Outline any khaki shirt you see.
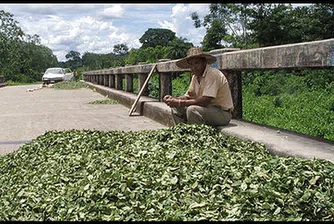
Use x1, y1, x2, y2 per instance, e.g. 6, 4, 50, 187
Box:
185, 64, 234, 111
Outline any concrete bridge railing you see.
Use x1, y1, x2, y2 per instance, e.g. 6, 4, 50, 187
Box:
83, 38, 334, 119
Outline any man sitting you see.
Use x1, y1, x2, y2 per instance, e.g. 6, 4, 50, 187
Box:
163, 47, 234, 127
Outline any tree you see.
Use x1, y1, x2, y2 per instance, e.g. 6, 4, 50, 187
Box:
82, 52, 103, 70
308, 4, 334, 40
20, 42, 58, 81
166, 37, 193, 59
139, 28, 177, 49
0, 10, 59, 82
65, 50, 82, 70
191, 4, 252, 50
0, 10, 25, 80
0, 10, 25, 41
247, 4, 299, 47
192, 3, 334, 50
113, 43, 129, 55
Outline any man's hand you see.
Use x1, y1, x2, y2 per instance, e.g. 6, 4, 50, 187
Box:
163, 95, 173, 103
166, 97, 180, 107
163, 95, 179, 107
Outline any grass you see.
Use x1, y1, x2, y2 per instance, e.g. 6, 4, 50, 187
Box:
243, 87, 334, 141
242, 70, 334, 141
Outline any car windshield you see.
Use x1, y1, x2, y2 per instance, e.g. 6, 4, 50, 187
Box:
64, 68, 72, 73
45, 68, 63, 74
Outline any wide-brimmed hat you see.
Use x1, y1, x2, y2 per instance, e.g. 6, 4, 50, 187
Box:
176, 47, 217, 69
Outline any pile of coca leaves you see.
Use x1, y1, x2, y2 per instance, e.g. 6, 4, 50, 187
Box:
1, 124, 333, 221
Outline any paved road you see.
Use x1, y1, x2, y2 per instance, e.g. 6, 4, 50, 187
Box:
0, 84, 166, 155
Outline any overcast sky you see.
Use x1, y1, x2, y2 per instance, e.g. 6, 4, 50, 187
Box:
0, 3, 210, 62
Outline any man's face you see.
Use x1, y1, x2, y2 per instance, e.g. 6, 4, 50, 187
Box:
187, 57, 207, 77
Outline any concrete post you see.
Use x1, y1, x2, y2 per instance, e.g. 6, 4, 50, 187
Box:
97, 74, 100, 85
138, 73, 149, 96
159, 72, 172, 101
125, 74, 133, 92
115, 74, 123, 90
104, 74, 109, 86
222, 70, 242, 119
210, 48, 242, 119
109, 74, 115, 88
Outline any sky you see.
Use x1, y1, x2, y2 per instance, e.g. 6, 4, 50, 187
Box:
0, 3, 210, 62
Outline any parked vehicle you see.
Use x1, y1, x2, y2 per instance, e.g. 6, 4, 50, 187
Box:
42, 67, 73, 85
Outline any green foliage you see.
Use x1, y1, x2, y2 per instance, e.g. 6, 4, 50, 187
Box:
243, 69, 333, 96
113, 44, 129, 55
65, 51, 82, 70
139, 28, 176, 49
192, 4, 254, 50
192, 3, 334, 49
125, 41, 192, 66
0, 10, 25, 40
133, 72, 190, 99
50, 81, 88, 90
148, 73, 160, 98
0, 10, 58, 83
201, 19, 227, 51
166, 37, 193, 59
307, 4, 334, 40
125, 28, 192, 65
1, 124, 334, 221
81, 52, 126, 71
125, 46, 170, 65
172, 72, 191, 97
88, 99, 119, 105
248, 4, 297, 47
242, 69, 334, 140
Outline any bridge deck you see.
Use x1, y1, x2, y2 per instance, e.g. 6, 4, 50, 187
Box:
0, 84, 165, 156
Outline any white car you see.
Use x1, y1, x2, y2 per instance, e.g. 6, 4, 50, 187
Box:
42, 67, 73, 85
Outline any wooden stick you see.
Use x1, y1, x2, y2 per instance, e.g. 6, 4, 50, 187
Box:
129, 64, 157, 116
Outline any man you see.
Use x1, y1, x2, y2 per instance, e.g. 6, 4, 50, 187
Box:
73, 70, 78, 81
163, 47, 234, 127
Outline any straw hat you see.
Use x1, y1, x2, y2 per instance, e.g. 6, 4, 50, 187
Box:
176, 47, 217, 69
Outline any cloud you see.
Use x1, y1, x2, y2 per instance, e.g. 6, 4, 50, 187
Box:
101, 4, 126, 19
17, 12, 139, 61
158, 3, 209, 46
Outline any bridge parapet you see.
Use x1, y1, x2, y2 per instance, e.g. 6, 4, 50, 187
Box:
83, 38, 334, 119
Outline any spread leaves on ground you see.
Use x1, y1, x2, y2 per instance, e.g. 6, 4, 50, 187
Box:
0, 124, 333, 221
88, 99, 119, 105
50, 81, 88, 89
